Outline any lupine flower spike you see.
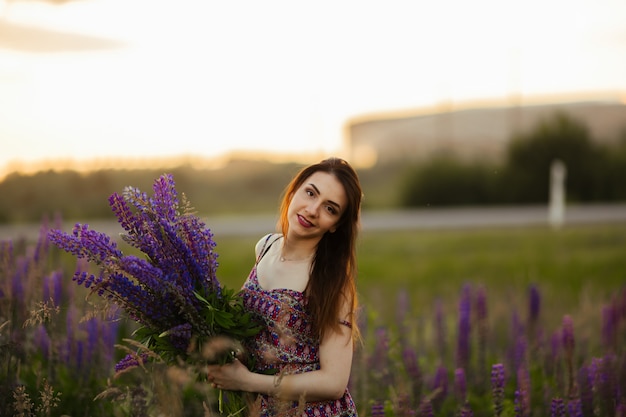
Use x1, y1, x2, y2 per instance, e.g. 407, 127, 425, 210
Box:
48, 174, 260, 416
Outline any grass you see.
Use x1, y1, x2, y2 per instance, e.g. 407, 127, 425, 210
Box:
215, 222, 626, 318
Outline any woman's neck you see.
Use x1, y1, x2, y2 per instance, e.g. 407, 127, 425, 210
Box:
280, 236, 317, 262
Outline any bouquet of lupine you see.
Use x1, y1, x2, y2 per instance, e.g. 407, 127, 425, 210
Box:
48, 174, 259, 416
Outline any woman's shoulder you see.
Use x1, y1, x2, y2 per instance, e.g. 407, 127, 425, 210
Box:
254, 233, 283, 258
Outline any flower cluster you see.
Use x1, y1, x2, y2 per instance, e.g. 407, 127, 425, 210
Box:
48, 174, 259, 414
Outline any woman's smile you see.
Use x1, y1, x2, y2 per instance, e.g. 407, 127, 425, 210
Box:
297, 214, 313, 228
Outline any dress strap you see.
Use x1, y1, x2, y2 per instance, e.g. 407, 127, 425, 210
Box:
256, 233, 283, 264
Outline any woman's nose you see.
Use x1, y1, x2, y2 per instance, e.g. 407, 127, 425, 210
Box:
306, 202, 320, 217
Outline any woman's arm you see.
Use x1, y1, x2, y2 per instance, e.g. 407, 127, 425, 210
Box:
206, 320, 354, 402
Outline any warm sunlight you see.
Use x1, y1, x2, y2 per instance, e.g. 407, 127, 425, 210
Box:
1, 0, 625, 176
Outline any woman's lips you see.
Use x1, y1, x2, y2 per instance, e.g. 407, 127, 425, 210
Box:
297, 214, 313, 228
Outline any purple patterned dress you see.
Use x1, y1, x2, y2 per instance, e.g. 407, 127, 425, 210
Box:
240, 244, 358, 417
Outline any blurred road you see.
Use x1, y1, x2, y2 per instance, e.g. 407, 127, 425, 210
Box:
1, 203, 625, 242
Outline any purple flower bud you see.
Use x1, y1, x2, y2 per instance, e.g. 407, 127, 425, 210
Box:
550, 397, 565, 417
475, 285, 487, 323
371, 401, 385, 417
491, 363, 506, 417
601, 304, 618, 351
528, 285, 541, 324
567, 398, 583, 417
432, 365, 448, 400
457, 285, 471, 370
34, 324, 51, 361
115, 352, 149, 373
516, 366, 531, 415
454, 368, 467, 402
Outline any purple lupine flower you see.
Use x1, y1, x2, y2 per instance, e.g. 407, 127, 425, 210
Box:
595, 354, 618, 417
513, 390, 526, 417
163, 323, 193, 351
528, 285, 541, 324
431, 365, 448, 405
454, 368, 467, 402
475, 285, 488, 388
576, 365, 593, 417
457, 284, 471, 371
33, 216, 51, 263
434, 298, 447, 360
417, 399, 434, 417
567, 398, 583, 417
34, 324, 51, 361
151, 173, 179, 223
551, 397, 565, 417
370, 326, 392, 388
43, 270, 63, 307
51, 223, 124, 264
562, 315, 575, 396
83, 317, 100, 364
616, 402, 626, 417
512, 335, 527, 375
115, 352, 150, 373
402, 345, 422, 402
179, 216, 220, 294
516, 365, 531, 417
491, 363, 506, 417
371, 401, 385, 417
601, 303, 618, 352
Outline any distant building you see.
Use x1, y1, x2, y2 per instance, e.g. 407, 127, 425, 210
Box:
345, 101, 626, 165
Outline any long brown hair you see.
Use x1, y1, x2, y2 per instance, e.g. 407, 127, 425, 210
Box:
278, 157, 362, 341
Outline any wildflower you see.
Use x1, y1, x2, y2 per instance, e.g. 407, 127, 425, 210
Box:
491, 363, 505, 417
115, 352, 150, 373
431, 365, 448, 408
454, 368, 467, 403
402, 346, 422, 403
550, 397, 565, 417
528, 285, 541, 325
561, 315, 575, 396
48, 174, 260, 415
516, 365, 531, 417
371, 400, 385, 417
567, 398, 583, 417
456, 284, 471, 371
601, 303, 618, 352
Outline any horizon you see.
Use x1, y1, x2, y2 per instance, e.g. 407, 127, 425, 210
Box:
2, 94, 625, 181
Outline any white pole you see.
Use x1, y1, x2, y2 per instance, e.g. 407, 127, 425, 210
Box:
549, 159, 567, 228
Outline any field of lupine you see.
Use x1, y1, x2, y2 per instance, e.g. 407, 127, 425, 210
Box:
1, 217, 625, 417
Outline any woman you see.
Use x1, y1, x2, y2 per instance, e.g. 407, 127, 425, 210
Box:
206, 157, 362, 416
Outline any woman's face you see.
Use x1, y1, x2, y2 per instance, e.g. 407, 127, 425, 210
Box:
286, 171, 347, 241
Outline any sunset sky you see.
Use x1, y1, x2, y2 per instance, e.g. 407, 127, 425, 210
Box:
1, 0, 625, 176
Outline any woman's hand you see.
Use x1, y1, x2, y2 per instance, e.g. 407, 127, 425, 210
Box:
206, 358, 251, 391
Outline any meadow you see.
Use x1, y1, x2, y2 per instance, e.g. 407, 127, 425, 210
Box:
1, 219, 625, 416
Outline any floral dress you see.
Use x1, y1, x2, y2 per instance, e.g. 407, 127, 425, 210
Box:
240, 237, 358, 417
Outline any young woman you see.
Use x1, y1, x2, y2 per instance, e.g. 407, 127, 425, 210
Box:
206, 157, 362, 416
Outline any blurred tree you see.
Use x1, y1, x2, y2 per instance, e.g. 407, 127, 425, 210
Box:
502, 111, 606, 203
399, 156, 500, 207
